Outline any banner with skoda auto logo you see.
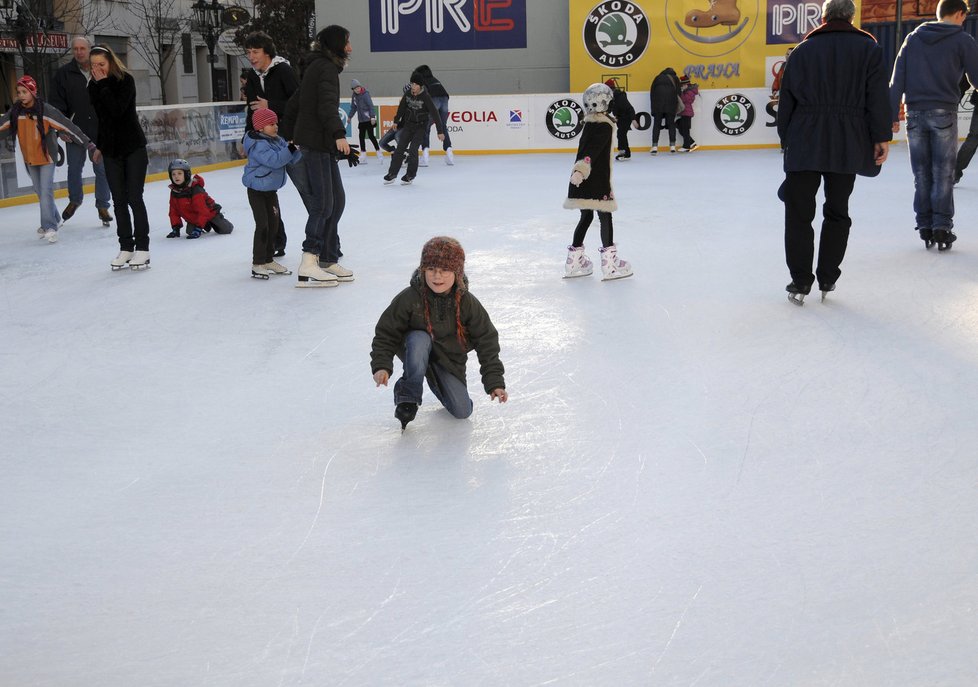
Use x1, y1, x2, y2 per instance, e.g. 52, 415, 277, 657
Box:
568, 0, 870, 95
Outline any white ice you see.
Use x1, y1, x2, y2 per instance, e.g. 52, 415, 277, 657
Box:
3, 148, 978, 686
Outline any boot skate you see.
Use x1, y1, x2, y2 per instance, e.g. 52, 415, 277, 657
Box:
264, 260, 292, 276
419, 148, 429, 167
319, 261, 354, 282
297, 252, 339, 287
43, 229, 58, 243
615, 150, 631, 160
933, 228, 956, 252
98, 207, 113, 226
445, 148, 455, 165
599, 244, 633, 281
564, 245, 594, 278
252, 264, 270, 280
130, 250, 151, 270
786, 281, 811, 306
685, 0, 741, 29
111, 251, 134, 270
61, 201, 80, 222
395, 402, 418, 431
818, 283, 836, 303
917, 227, 934, 249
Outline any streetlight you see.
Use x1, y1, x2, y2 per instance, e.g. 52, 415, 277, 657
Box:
191, 0, 223, 101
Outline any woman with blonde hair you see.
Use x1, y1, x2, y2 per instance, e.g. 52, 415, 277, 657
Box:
87, 44, 151, 270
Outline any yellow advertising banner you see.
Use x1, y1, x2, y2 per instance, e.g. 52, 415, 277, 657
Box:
569, 0, 863, 93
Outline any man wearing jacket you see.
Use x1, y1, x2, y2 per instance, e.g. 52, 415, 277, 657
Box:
890, 0, 978, 250
777, 0, 891, 304
50, 36, 112, 225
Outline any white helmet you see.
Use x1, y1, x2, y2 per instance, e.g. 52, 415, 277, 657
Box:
582, 83, 613, 114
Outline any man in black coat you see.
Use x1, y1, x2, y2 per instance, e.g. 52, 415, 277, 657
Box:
606, 78, 635, 160
243, 31, 300, 256
49, 36, 112, 225
777, 0, 891, 304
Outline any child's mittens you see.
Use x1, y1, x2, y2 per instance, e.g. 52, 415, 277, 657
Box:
570, 170, 584, 187
166, 226, 180, 238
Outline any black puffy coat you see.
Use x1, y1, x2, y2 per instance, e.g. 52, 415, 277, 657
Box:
649, 69, 680, 115
777, 20, 892, 176
292, 50, 346, 153
244, 58, 300, 132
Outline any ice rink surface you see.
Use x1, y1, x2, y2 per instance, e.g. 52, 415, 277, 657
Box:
3, 148, 978, 686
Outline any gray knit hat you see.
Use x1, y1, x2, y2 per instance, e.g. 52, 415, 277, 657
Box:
351, 79, 361, 90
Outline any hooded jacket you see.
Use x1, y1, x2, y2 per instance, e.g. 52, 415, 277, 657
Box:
371, 271, 505, 394
242, 131, 302, 192
244, 56, 299, 132
169, 174, 221, 228
890, 20, 978, 113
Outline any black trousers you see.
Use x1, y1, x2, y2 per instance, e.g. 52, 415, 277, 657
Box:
104, 147, 150, 252
248, 188, 280, 265
616, 115, 632, 153
783, 171, 856, 288
387, 123, 426, 178
358, 121, 379, 151
651, 111, 677, 147
676, 116, 695, 149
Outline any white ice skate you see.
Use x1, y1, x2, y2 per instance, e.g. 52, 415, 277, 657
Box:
111, 251, 133, 270
43, 229, 58, 243
599, 244, 633, 281
319, 261, 354, 282
420, 148, 429, 167
564, 245, 593, 278
264, 260, 292, 276
130, 250, 151, 270
445, 148, 455, 165
296, 252, 338, 288
252, 264, 270, 280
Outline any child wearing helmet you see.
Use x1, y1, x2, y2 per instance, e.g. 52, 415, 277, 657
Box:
562, 83, 633, 281
166, 159, 234, 238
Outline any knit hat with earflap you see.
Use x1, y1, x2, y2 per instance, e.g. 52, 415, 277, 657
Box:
252, 107, 278, 130
17, 75, 38, 96
419, 236, 468, 346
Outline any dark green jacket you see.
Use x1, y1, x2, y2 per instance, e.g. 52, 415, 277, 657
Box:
371, 271, 505, 394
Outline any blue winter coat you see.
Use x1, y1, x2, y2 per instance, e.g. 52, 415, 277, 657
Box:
242, 131, 301, 192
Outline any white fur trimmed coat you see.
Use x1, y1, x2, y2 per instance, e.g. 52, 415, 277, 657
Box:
563, 112, 617, 212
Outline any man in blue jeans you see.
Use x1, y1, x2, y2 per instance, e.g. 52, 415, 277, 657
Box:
890, 0, 978, 250
50, 36, 112, 226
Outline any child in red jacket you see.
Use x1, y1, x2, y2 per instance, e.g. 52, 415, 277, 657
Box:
166, 159, 233, 238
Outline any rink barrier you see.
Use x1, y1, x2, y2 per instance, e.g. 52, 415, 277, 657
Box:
1, 90, 959, 206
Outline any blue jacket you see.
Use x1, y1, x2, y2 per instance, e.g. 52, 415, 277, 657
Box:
242, 131, 301, 192
890, 20, 978, 113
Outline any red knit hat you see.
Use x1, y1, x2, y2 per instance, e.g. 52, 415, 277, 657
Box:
17, 75, 38, 96
252, 107, 278, 130
604, 78, 618, 89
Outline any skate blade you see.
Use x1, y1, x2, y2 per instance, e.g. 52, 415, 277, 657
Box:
295, 280, 338, 288
268, 271, 293, 276
130, 262, 150, 271
110, 265, 130, 271
251, 273, 270, 280
601, 272, 634, 281
787, 293, 805, 306
563, 270, 593, 279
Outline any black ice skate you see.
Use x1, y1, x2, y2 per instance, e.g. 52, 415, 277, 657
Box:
918, 227, 934, 249
933, 228, 956, 252
98, 207, 113, 227
61, 202, 80, 222
786, 281, 812, 306
615, 151, 631, 161
400, 175, 414, 185
395, 402, 418, 431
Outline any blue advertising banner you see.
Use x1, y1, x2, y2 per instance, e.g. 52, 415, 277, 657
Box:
766, 0, 821, 45
369, 0, 527, 52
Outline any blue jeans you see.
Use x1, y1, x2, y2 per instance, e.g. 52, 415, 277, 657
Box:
907, 109, 957, 230
27, 163, 58, 231
300, 149, 345, 262
422, 95, 452, 150
65, 141, 110, 209
394, 330, 473, 419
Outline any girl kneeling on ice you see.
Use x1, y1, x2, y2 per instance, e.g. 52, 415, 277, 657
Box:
563, 82, 632, 280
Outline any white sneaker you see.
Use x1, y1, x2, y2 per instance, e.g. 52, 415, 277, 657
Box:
130, 250, 151, 270
43, 229, 58, 243
111, 251, 133, 269
445, 147, 455, 165
420, 148, 429, 167
321, 262, 354, 282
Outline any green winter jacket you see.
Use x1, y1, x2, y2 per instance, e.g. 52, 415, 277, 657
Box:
371, 271, 505, 394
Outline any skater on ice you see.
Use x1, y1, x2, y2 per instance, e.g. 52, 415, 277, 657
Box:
242, 108, 302, 280
889, 0, 978, 251
383, 71, 445, 185
49, 36, 113, 227
563, 82, 633, 281
370, 236, 507, 431
87, 44, 151, 271
349, 79, 382, 163
605, 78, 636, 160
676, 75, 700, 152
166, 159, 234, 239
0, 75, 102, 244
414, 64, 454, 166
777, 0, 891, 305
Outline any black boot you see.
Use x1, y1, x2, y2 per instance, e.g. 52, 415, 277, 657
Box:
394, 402, 418, 430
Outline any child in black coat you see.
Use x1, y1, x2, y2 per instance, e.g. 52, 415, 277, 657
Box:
563, 83, 633, 281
